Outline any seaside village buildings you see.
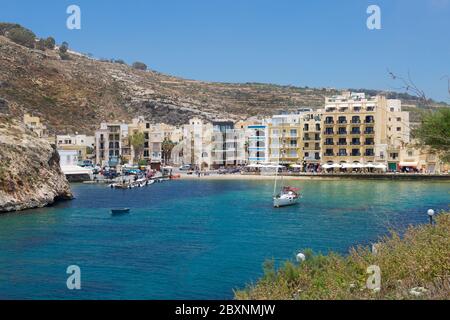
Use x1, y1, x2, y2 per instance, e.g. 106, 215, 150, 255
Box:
21, 91, 448, 174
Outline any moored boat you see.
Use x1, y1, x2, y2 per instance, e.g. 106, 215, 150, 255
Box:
273, 186, 300, 208
111, 208, 130, 215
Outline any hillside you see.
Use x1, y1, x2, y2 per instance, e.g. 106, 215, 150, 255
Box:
0, 115, 73, 212
0, 26, 445, 134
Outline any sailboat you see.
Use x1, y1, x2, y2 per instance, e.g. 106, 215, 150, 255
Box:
273, 135, 300, 208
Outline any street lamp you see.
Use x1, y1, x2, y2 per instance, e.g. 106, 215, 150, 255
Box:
427, 209, 435, 225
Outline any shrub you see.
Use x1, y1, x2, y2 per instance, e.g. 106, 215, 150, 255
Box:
59, 41, 69, 53
36, 39, 46, 51
44, 37, 55, 49
6, 26, 36, 48
0, 22, 21, 36
132, 61, 147, 71
59, 42, 70, 60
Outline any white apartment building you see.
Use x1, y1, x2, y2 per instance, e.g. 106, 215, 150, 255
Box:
95, 122, 129, 167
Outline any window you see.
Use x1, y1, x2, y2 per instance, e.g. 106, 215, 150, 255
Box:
338, 116, 347, 124
397, 117, 401, 121
397, 127, 401, 131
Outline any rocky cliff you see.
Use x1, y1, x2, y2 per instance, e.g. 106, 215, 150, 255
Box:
0, 115, 73, 212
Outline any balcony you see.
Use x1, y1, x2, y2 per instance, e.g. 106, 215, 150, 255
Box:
337, 131, 347, 135
324, 119, 334, 125
324, 131, 334, 135
351, 152, 361, 157
350, 141, 361, 146
350, 130, 361, 135
364, 130, 375, 135
324, 152, 334, 157
365, 119, 375, 124
324, 141, 334, 146
337, 120, 347, 124
337, 142, 347, 146
351, 120, 361, 124
337, 153, 348, 157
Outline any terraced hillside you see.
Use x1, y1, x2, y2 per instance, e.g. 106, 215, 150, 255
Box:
0, 27, 444, 134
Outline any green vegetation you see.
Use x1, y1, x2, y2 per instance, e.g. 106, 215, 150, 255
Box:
235, 213, 450, 300
5, 26, 36, 49
58, 41, 70, 60
129, 132, 145, 162
162, 137, 175, 164
113, 59, 126, 65
413, 108, 450, 163
132, 61, 147, 71
0, 22, 21, 35
43, 36, 55, 50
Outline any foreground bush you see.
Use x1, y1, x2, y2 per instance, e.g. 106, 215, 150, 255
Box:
235, 213, 450, 300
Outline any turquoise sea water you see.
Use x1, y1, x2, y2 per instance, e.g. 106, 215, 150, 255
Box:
0, 179, 448, 299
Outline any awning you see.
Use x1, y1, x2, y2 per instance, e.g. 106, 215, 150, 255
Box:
322, 163, 342, 169
399, 161, 418, 167
246, 164, 263, 168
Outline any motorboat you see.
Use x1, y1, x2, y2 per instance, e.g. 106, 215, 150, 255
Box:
111, 208, 130, 215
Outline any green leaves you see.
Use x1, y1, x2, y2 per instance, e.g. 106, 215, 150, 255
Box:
413, 108, 450, 163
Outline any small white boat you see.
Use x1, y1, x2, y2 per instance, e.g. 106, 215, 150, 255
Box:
271, 133, 301, 208
273, 187, 300, 208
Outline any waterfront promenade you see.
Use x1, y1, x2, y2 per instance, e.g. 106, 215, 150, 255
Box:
180, 172, 450, 181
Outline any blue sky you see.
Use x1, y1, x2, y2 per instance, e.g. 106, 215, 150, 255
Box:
1, 0, 449, 102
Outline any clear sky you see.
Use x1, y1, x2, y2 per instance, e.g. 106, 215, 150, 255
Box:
1, 0, 449, 102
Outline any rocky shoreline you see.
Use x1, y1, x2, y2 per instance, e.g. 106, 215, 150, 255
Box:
0, 116, 73, 213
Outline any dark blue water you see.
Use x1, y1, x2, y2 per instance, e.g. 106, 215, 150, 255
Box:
0, 179, 448, 299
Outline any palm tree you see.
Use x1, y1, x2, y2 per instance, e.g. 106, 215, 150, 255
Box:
129, 132, 145, 164
162, 137, 176, 165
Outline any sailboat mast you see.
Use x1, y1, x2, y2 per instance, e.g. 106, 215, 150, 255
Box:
273, 131, 281, 196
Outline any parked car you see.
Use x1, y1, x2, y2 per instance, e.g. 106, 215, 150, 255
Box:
179, 165, 192, 171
